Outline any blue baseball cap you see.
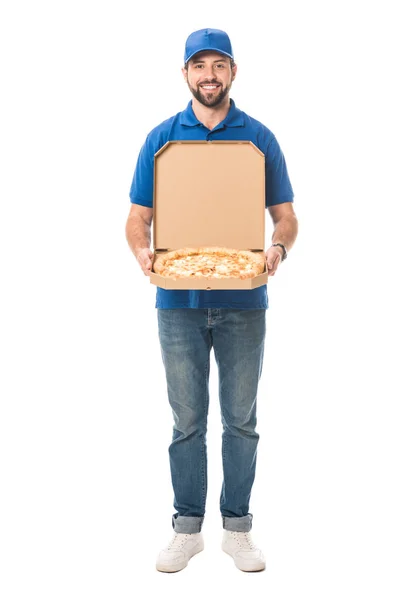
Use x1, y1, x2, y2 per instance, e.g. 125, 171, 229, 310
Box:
184, 28, 234, 64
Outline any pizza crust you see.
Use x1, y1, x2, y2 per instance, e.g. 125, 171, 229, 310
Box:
153, 247, 265, 280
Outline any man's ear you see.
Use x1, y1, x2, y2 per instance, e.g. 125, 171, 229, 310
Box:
232, 63, 237, 81
181, 66, 188, 81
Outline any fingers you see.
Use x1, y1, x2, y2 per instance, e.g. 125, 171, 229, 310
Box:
137, 248, 153, 276
267, 256, 278, 276
142, 256, 153, 276
266, 251, 281, 276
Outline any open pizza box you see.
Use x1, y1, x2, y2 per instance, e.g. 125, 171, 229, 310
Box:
150, 140, 268, 290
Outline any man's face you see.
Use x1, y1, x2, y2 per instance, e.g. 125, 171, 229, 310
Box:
183, 52, 236, 108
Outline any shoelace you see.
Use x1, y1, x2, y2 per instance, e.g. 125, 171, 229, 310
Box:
166, 533, 190, 550
231, 531, 256, 550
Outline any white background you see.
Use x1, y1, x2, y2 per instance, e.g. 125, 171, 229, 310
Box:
1, 0, 399, 598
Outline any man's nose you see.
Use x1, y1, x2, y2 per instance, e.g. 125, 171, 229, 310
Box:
202, 65, 216, 79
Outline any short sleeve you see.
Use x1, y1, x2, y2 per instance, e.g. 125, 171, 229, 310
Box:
129, 135, 155, 207
265, 135, 294, 207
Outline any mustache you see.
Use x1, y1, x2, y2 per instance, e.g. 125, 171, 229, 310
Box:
198, 80, 221, 86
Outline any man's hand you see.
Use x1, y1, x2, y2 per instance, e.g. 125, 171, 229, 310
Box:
136, 248, 154, 276
265, 246, 283, 277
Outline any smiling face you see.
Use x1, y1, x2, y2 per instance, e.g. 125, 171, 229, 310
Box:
182, 51, 237, 108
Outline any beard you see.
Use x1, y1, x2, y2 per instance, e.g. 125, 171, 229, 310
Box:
188, 79, 232, 108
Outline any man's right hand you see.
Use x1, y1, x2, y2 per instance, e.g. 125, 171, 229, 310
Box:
136, 248, 154, 276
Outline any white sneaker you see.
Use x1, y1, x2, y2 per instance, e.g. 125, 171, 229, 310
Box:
222, 530, 266, 572
156, 532, 204, 573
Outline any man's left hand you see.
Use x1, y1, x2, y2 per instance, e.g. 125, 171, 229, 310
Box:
265, 246, 283, 276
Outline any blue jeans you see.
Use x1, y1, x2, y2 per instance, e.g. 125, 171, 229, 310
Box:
157, 308, 266, 534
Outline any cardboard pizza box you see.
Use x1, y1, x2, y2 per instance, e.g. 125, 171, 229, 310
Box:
150, 140, 268, 290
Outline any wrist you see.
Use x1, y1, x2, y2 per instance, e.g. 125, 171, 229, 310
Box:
271, 243, 287, 261
134, 246, 149, 260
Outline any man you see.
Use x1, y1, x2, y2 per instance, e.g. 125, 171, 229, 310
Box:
126, 28, 298, 573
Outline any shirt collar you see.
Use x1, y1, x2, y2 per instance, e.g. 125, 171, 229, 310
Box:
179, 98, 245, 129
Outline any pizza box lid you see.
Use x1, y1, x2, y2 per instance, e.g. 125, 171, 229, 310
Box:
152, 141, 265, 251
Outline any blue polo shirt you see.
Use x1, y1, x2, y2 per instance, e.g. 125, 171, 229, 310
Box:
129, 99, 294, 309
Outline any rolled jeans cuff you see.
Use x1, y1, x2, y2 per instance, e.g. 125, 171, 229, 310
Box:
172, 513, 204, 533
222, 513, 253, 532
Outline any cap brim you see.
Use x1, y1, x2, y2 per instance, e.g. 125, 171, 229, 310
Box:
185, 47, 233, 63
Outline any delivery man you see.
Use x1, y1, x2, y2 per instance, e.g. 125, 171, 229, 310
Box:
125, 28, 298, 572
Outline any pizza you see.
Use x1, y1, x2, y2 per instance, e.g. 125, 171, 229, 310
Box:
153, 247, 265, 279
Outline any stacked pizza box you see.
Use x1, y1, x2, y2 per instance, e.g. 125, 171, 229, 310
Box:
150, 141, 268, 290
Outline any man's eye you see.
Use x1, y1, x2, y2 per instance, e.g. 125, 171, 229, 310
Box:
216, 64, 225, 68
194, 64, 204, 69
